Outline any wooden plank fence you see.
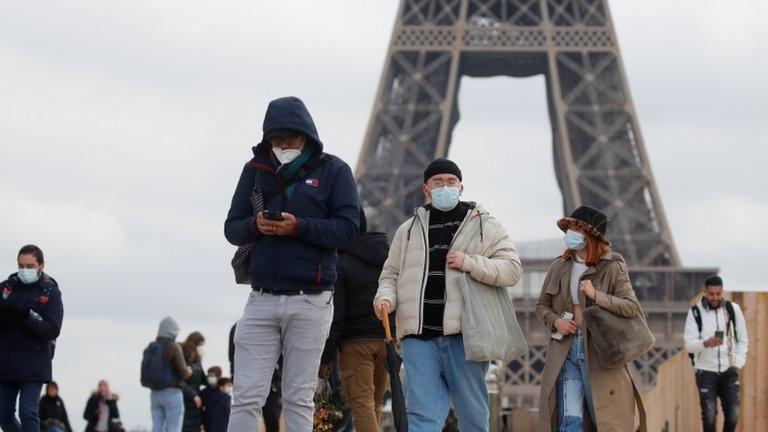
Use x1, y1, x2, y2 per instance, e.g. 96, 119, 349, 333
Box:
641, 291, 768, 431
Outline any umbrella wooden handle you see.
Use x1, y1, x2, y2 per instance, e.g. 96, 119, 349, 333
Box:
380, 305, 393, 342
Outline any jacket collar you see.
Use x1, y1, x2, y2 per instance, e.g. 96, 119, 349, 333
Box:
558, 251, 615, 306
700, 297, 724, 311
414, 202, 482, 231
414, 201, 479, 217
408, 202, 484, 244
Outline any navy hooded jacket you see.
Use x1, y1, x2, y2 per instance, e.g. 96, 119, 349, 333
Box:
225, 96, 359, 292
0, 273, 64, 382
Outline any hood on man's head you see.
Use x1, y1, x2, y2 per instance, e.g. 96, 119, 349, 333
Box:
263, 128, 302, 142
158, 316, 180, 340
259, 96, 323, 152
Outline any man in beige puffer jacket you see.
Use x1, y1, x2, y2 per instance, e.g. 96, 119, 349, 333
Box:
373, 158, 522, 432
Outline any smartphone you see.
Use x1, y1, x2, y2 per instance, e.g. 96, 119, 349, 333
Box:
262, 210, 284, 221
715, 330, 724, 339
551, 311, 575, 341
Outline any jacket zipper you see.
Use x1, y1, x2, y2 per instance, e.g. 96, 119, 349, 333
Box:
443, 209, 477, 332
415, 211, 429, 334
715, 308, 722, 373
448, 208, 477, 250
252, 160, 283, 287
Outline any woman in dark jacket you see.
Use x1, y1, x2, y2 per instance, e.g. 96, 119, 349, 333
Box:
180, 332, 206, 432
83, 380, 123, 432
39, 381, 73, 432
0, 245, 64, 432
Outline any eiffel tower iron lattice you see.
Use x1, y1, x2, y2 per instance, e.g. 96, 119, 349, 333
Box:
355, 0, 718, 407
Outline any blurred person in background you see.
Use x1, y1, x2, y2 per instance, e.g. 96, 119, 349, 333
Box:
38, 382, 72, 432
180, 332, 206, 432
83, 380, 123, 432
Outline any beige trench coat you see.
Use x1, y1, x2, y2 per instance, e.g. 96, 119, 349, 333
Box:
535, 251, 647, 432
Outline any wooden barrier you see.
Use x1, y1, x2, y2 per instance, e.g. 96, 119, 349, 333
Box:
641, 292, 768, 431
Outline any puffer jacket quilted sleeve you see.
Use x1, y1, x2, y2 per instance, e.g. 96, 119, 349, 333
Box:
458, 214, 522, 288
374, 217, 411, 311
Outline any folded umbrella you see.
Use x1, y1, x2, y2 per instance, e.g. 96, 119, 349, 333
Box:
381, 306, 408, 432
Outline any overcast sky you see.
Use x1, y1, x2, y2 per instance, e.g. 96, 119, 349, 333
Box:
1, 1, 766, 429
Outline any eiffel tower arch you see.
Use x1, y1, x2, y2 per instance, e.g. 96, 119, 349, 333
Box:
355, 0, 716, 408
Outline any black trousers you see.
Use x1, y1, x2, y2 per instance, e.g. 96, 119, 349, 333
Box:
695, 367, 741, 432
263, 385, 282, 432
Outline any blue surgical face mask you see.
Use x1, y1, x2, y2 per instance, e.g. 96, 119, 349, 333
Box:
430, 186, 460, 212
564, 229, 586, 251
18, 268, 40, 285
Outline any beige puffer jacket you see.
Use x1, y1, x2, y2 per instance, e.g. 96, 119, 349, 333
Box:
374, 203, 523, 340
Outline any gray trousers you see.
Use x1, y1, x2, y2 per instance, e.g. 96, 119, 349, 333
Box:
227, 290, 333, 432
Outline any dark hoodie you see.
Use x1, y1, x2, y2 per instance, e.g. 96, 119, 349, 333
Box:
321, 223, 391, 363
225, 96, 360, 292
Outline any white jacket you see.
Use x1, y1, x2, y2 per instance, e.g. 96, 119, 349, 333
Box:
684, 298, 748, 373
374, 203, 523, 340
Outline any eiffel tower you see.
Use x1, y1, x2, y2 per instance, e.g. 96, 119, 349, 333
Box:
355, 0, 716, 409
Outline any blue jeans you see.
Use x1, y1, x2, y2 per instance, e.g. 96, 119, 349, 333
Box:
401, 335, 490, 432
0, 380, 44, 432
151, 388, 184, 432
556, 331, 595, 432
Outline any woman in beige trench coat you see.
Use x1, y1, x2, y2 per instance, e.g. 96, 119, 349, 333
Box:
535, 206, 647, 431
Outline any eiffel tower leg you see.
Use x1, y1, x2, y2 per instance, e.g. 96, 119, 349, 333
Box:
355, 0, 712, 410
357, 2, 467, 233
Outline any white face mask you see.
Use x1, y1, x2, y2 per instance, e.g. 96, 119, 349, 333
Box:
223, 386, 233, 396
197, 346, 205, 357
207, 376, 217, 387
272, 146, 303, 165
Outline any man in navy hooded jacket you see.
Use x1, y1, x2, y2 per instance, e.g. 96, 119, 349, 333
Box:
0, 245, 64, 432
225, 96, 359, 431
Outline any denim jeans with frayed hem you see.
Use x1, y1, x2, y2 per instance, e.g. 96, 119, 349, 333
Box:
401, 335, 490, 432
556, 331, 595, 432
0, 380, 44, 432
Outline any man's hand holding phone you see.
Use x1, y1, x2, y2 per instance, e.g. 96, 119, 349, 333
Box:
257, 211, 299, 236
704, 330, 725, 347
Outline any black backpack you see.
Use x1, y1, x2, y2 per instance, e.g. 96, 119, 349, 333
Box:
141, 340, 174, 390
688, 300, 739, 366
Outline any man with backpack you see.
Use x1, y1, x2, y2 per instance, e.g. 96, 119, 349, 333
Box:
224, 96, 359, 431
684, 275, 748, 432
141, 316, 192, 432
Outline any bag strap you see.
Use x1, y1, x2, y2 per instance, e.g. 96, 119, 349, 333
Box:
725, 300, 738, 342
249, 153, 333, 214
689, 305, 702, 367
691, 305, 703, 336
